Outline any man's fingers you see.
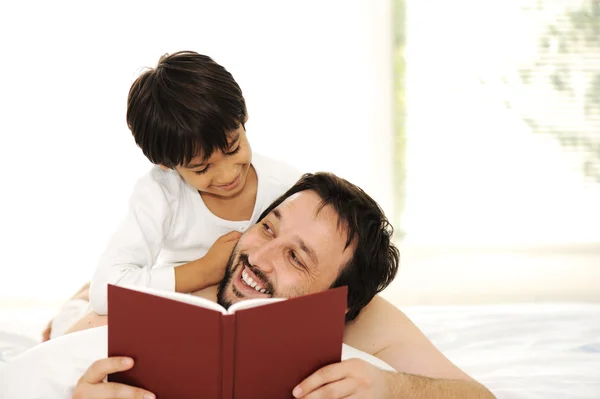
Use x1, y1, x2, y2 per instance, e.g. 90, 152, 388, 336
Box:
293, 363, 348, 398
73, 381, 154, 399
79, 357, 135, 384
301, 378, 357, 399
99, 382, 154, 399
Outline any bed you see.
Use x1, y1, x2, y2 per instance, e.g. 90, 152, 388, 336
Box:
1, 302, 599, 398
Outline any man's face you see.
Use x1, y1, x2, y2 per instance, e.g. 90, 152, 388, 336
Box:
217, 191, 354, 307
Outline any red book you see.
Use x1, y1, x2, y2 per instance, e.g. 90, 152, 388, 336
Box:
107, 284, 347, 399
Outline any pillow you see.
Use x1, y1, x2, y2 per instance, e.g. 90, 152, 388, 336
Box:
0, 326, 395, 399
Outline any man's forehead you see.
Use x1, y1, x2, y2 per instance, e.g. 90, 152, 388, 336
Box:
275, 191, 318, 215
273, 191, 348, 240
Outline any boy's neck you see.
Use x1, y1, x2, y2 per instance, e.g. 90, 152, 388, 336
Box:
200, 165, 258, 221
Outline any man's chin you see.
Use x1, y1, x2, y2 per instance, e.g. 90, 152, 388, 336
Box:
217, 277, 248, 309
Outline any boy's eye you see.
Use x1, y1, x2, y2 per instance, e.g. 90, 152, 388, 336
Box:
226, 144, 241, 155
195, 166, 209, 175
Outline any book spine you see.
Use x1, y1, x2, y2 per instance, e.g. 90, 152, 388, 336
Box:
220, 314, 236, 399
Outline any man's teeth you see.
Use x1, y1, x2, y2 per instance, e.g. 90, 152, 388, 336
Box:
242, 269, 270, 294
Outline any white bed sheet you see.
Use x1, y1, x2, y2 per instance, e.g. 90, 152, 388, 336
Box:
403, 302, 600, 399
0, 306, 55, 367
1, 302, 599, 398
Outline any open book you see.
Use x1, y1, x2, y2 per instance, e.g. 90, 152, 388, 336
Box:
107, 284, 347, 399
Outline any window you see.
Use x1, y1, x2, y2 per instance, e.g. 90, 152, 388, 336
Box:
395, 0, 600, 246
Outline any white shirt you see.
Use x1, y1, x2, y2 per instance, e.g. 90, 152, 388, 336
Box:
89, 154, 302, 315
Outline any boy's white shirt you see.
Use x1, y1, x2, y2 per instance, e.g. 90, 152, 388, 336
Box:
89, 153, 303, 315
0, 326, 395, 399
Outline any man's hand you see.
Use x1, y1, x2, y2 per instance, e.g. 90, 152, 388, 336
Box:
72, 357, 155, 399
293, 358, 391, 399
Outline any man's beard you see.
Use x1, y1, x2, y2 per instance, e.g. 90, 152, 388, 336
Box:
216, 248, 238, 309
216, 249, 275, 309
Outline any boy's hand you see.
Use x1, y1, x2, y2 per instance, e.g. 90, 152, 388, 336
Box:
202, 230, 242, 285
175, 230, 242, 293
42, 319, 52, 342
41, 282, 90, 342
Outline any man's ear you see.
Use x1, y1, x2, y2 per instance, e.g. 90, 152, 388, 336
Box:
244, 113, 249, 124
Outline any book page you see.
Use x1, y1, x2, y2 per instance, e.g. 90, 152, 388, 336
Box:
119, 284, 227, 314
227, 297, 286, 314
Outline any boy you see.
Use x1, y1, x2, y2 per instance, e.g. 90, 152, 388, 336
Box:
46, 51, 301, 336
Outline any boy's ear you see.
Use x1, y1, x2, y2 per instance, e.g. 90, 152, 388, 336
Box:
159, 164, 170, 171
244, 113, 249, 124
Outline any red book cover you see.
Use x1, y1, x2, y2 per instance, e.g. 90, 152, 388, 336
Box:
107, 284, 347, 399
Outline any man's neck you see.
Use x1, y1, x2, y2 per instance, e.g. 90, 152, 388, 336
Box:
191, 284, 219, 303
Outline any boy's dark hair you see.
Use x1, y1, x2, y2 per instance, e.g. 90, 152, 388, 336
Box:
258, 173, 400, 322
126, 51, 247, 168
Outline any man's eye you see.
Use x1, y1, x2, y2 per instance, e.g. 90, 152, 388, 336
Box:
261, 223, 272, 234
289, 251, 302, 266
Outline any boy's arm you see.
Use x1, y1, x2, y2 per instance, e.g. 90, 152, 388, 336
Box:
173, 230, 241, 292
88, 176, 175, 315
88, 175, 239, 315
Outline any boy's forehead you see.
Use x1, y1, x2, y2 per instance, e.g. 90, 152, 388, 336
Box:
184, 131, 241, 167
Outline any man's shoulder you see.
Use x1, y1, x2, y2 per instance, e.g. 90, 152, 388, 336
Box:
343, 295, 412, 355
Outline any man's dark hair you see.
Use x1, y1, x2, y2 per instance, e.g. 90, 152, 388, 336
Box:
258, 172, 400, 322
126, 51, 247, 168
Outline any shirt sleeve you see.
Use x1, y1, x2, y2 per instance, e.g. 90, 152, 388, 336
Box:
89, 174, 176, 315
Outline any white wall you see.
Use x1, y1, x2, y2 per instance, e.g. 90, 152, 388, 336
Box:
0, 0, 394, 303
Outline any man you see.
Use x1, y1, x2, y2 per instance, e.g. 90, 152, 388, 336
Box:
1, 173, 495, 399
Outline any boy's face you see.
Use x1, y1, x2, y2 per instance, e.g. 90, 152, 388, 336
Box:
216, 190, 354, 308
173, 125, 253, 197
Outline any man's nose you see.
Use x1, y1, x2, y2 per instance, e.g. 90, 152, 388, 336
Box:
247, 240, 279, 274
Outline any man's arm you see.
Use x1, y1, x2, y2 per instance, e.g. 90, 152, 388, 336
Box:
385, 370, 494, 398
323, 295, 496, 398
294, 358, 494, 398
